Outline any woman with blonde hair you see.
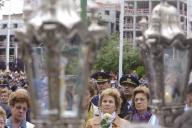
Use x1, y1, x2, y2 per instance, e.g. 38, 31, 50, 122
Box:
6, 89, 35, 128
0, 106, 7, 128
125, 86, 157, 124
85, 88, 130, 128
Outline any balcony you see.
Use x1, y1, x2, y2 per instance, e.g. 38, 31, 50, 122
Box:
124, 8, 149, 16
136, 9, 149, 15
124, 23, 133, 29
0, 55, 15, 62
124, 9, 134, 15
179, 10, 187, 16
0, 41, 16, 48
0, 41, 5, 48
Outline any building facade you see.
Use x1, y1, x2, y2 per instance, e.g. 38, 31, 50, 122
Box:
96, 0, 188, 45
95, 2, 120, 35
0, 13, 24, 70
124, 0, 187, 45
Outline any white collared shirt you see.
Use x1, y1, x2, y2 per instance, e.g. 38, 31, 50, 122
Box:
127, 100, 132, 110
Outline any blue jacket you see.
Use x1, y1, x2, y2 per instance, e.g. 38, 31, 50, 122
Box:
91, 95, 99, 107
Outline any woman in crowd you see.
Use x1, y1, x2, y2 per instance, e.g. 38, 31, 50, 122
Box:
125, 86, 157, 124
6, 89, 35, 128
85, 88, 130, 128
0, 88, 11, 118
0, 106, 7, 128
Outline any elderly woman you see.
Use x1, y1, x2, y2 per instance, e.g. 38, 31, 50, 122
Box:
125, 86, 156, 123
0, 106, 7, 128
85, 88, 130, 128
6, 89, 35, 128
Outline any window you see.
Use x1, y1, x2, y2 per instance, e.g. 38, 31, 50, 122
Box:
2, 24, 7, 29
105, 10, 110, 15
13, 23, 18, 28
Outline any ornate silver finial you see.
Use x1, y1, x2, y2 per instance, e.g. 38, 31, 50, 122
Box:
28, 0, 81, 33
137, 1, 192, 127
16, 0, 106, 127
144, 1, 185, 43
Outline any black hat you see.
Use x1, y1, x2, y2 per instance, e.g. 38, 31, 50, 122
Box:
91, 72, 110, 83
120, 74, 139, 87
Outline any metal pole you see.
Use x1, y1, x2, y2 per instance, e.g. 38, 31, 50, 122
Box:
133, 1, 136, 47
6, 0, 11, 71
187, 0, 192, 37
15, 41, 18, 65
118, 0, 124, 85
80, 0, 87, 24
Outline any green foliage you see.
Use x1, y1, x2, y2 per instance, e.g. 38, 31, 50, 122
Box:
93, 34, 144, 75
93, 34, 119, 72
100, 118, 110, 128
136, 66, 145, 78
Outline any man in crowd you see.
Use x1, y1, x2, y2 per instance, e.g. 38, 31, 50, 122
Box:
86, 71, 111, 119
119, 74, 139, 118
90, 71, 111, 107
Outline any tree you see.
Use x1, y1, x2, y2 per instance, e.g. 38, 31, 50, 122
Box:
93, 34, 145, 77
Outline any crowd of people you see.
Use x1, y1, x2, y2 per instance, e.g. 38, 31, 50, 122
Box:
0, 69, 192, 128
83, 71, 192, 128
0, 70, 34, 128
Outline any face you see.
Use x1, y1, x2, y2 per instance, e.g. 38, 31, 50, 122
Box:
0, 117, 5, 128
101, 95, 116, 114
121, 83, 135, 98
0, 92, 9, 104
134, 92, 149, 113
11, 102, 28, 122
97, 82, 111, 93
186, 93, 192, 107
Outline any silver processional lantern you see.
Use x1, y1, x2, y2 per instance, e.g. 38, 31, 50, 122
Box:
16, 0, 105, 127
137, 0, 192, 127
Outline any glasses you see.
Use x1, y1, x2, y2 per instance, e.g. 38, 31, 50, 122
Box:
134, 98, 147, 102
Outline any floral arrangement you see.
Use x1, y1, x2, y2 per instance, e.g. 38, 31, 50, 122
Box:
100, 113, 112, 128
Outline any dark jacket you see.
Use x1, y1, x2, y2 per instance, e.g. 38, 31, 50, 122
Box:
119, 101, 135, 118
91, 95, 99, 107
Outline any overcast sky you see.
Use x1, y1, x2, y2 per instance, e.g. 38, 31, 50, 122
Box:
1, 0, 24, 14
0, 0, 119, 15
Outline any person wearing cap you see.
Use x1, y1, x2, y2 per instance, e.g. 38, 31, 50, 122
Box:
119, 74, 139, 118
90, 72, 111, 107
87, 72, 111, 119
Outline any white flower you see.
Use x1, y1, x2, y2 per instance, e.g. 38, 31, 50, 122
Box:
103, 113, 112, 120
